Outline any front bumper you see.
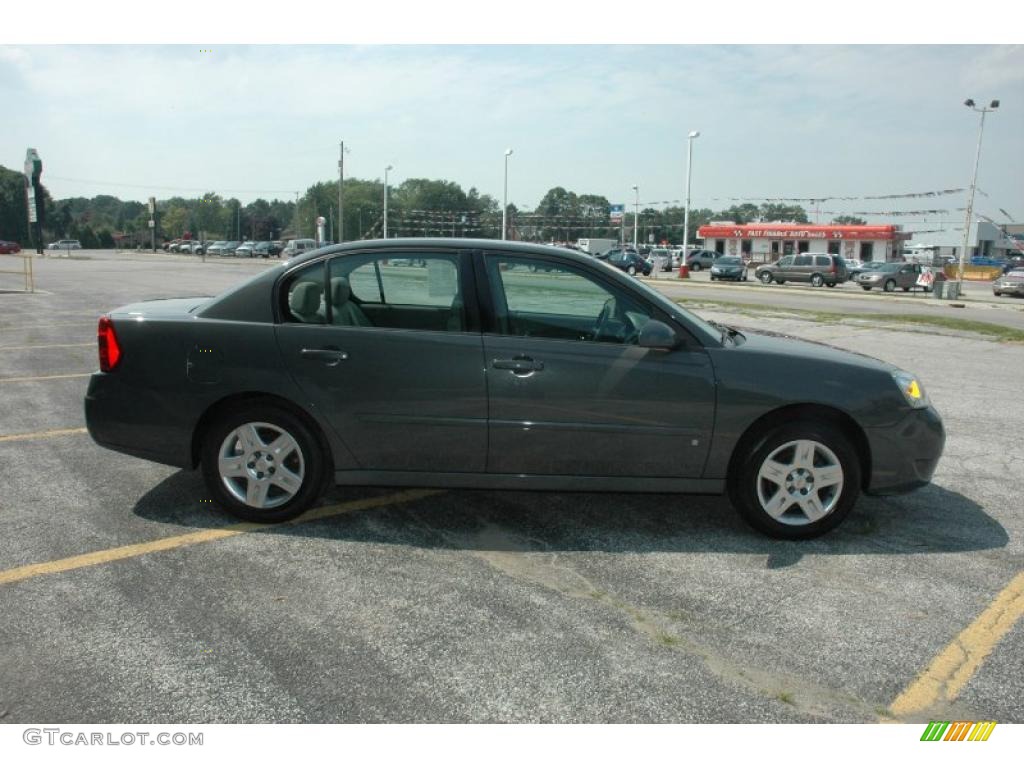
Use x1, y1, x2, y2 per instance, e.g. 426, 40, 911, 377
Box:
863, 405, 945, 495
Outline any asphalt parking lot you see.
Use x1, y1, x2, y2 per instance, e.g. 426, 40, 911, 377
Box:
0, 250, 1022, 723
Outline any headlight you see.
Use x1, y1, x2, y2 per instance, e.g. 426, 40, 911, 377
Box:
892, 370, 929, 409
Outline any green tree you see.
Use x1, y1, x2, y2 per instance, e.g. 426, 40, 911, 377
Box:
759, 203, 809, 223
831, 215, 867, 225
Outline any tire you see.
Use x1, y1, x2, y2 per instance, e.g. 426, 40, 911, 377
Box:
742, 272, 748, 282
775, 278, 786, 285
862, 286, 872, 291
201, 402, 328, 524
690, 262, 702, 271
627, 265, 637, 276
884, 279, 896, 292
901, 287, 910, 292
811, 273, 824, 287
994, 292, 1001, 297
759, 272, 773, 285
826, 282, 836, 288
728, 420, 861, 539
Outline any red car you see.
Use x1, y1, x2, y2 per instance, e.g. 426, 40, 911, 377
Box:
0, 240, 22, 254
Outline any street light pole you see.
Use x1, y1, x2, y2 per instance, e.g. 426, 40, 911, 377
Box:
503, 148, 514, 240
957, 99, 999, 291
338, 141, 346, 243
683, 130, 700, 255
632, 184, 639, 250
384, 165, 393, 239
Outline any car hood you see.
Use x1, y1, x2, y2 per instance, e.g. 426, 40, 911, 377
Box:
731, 327, 895, 373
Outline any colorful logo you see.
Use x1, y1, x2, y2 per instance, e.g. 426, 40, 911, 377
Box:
920, 721, 997, 742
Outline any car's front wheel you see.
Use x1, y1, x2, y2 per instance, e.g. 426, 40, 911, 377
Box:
759, 272, 773, 284
627, 265, 637, 276
728, 421, 861, 539
201, 403, 327, 523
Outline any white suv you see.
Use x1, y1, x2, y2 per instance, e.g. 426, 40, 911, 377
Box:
47, 239, 82, 250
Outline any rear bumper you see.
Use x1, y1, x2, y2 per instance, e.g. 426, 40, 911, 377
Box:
84, 373, 193, 468
864, 405, 945, 495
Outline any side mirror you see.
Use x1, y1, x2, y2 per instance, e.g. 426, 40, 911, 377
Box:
638, 319, 680, 350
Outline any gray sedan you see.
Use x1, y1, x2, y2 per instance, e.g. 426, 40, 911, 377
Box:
993, 269, 1024, 297
85, 238, 944, 539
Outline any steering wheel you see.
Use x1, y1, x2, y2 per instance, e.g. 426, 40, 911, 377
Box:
592, 298, 615, 341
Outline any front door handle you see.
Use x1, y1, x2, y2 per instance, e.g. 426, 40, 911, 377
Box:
300, 347, 349, 366
493, 356, 544, 375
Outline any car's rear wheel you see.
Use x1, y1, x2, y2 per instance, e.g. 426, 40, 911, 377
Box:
690, 262, 702, 271
201, 404, 327, 523
728, 421, 861, 539
811, 273, 824, 287
884, 279, 896, 292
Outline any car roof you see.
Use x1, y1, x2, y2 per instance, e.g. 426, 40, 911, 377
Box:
286, 237, 609, 269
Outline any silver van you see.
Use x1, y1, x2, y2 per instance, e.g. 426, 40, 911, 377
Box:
282, 239, 317, 260
755, 252, 849, 287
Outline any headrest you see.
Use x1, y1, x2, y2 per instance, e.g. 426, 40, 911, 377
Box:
330, 276, 352, 306
289, 282, 321, 315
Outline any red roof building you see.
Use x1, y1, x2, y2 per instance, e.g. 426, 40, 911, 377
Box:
697, 223, 911, 263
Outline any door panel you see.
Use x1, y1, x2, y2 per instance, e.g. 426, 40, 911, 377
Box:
479, 251, 715, 478
484, 336, 715, 477
278, 325, 487, 471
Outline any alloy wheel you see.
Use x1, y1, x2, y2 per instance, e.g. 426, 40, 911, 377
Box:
755, 439, 844, 526
217, 421, 306, 509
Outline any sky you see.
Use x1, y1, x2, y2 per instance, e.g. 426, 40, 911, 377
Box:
1, 43, 1022, 243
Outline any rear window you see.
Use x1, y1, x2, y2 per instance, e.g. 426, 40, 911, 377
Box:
814, 255, 831, 267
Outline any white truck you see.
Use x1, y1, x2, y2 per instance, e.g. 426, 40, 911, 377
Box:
576, 238, 618, 256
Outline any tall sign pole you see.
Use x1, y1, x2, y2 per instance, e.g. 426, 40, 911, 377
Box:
23, 149, 44, 255
148, 197, 157, 253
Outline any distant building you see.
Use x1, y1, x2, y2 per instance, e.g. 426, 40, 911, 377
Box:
696, 222, 910, 264
916, 220, 1023, 261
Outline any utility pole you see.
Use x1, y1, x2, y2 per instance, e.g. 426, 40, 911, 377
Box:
957, 98, 1000, 291
338, 141, 346, 242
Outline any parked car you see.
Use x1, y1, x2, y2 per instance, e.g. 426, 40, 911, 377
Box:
85, 238, 944, 540
252, 241, 276, 258
1001, 257, 1024, 274
848, 260, 885, 279
204, 241, 227, 256
856, 262, 933, 293
0, 240, 21, 254
218, 241, 241, 256
755, 253, 849, 287
686, 250, 719, 271
47, 239, 82, 251
993, 269, 1024, 298
163, 239, 180, 252
235, 242, 256, 258
603, 248, 652, 276
709, 256, 749, 282
649, 248, 677, 272
188, 241, 206, 255
282, 239, 317, 260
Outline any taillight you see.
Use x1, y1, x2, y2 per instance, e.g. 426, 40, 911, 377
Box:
98, 315, 122, 372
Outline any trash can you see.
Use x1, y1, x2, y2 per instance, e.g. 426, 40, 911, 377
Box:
678, 264, 690, 279
935, 280, 960, 300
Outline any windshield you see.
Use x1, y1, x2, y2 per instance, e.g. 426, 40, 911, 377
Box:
718, 257, 741, 265
875, 263, 901, 272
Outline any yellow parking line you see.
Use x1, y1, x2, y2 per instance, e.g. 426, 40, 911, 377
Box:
0, 488, 443, 587
890, 570, 1024, 717
0, 373, 92, 383
0, 427, 88, 442
0, 343, 93, 351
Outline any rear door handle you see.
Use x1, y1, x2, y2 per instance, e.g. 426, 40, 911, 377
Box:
492, 357, 544, 375
300, 347, 349, 366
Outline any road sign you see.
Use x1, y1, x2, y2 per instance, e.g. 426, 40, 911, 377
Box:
609, 204, 624, 222
148, 219, 155, 228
